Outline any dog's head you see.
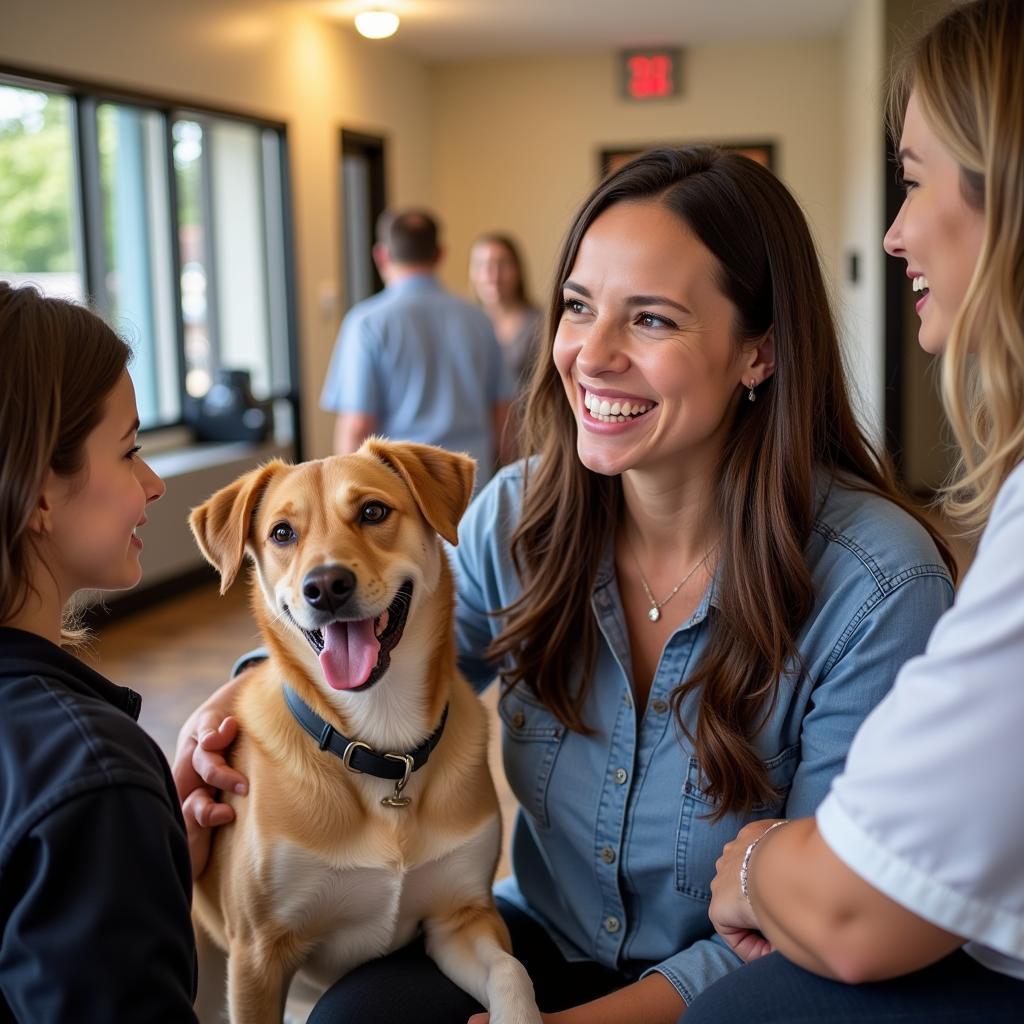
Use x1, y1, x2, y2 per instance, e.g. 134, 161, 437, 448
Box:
189, 439, 475, 695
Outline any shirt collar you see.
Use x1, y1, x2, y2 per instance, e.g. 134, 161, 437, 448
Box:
386, 272, 440, 296
0, 626, 143, 720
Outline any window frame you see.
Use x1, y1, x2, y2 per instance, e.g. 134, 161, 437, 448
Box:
0, 63, 302, 456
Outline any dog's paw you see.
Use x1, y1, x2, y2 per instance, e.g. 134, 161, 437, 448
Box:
486, 957, 543, 1024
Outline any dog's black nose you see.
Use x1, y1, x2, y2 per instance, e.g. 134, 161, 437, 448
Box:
302, 565, 357, 614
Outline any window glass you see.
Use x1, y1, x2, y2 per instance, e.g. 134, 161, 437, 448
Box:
0, 84, 84, 301
97, 102, 180, 427
173, 115, 290, 403
172, 118, 213, 401
0, 74, 295, 441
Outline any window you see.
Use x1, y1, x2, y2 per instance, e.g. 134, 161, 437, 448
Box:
0, 73, 298, 441
172, 116, 291, 405
0, 84, 84, 301
96, 101, 179, 426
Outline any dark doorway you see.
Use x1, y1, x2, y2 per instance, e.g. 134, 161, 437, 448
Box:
883, 128, 955, 496
340, 130, 387, 308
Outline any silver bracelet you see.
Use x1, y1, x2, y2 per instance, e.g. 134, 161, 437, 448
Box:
739, 820, 790, 905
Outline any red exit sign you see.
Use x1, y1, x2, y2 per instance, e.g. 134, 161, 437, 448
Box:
621, 49, 682, 100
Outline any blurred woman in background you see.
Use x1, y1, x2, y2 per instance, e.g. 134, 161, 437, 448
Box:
469, 232, 542, 392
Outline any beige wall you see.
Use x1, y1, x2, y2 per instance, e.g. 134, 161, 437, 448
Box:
837, 0, 886, 435
4, 4, 880, 453
2, 0, 436, 459
430, 42, 843, 322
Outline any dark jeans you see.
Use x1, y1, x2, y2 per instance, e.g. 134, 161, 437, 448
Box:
307, 898, 628, 1023
684, 949, 1024, 1023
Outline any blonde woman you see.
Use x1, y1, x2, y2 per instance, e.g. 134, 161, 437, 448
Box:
698, 2, 1024, 1020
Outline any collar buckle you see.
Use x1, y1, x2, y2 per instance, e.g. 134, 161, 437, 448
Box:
342, 739, 372, 772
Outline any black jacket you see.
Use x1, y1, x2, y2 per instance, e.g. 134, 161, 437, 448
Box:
0, 627, 197, 1022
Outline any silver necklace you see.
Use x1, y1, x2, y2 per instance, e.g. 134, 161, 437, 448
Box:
627, 539, 713, 623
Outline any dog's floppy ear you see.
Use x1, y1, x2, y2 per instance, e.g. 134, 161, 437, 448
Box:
362, 438, 475, 546
189, 459, 287, 593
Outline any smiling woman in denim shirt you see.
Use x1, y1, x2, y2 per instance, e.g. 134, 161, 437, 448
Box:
177, 148, 955, 1023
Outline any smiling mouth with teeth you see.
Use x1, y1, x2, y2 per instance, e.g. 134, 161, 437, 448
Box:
913, 275, 930, 295
582, 388, 654, 423
300, 580, 414, 693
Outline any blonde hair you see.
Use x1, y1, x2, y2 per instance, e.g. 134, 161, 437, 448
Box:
890, 0, 1024, 533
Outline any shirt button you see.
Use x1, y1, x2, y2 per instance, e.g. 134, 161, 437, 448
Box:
613, 767, 628, 785
511, 711, 525, 730
600, 846, 616, 864
604, 915, 621, 934
651, 699, 669, 714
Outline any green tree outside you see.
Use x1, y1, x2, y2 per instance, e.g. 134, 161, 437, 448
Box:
0, 86, 78, 274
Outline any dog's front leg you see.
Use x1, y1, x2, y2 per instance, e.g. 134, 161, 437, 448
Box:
194, 924, 229, 1023
425, 904, 542, 1024
226, 939, 293, 1024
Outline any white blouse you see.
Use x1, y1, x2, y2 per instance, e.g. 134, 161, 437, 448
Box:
817, 461, 1024, 980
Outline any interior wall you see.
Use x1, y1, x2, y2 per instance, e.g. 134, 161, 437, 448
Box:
4, 1, 900, 496
837, 0, 886, 436
1, 0, 436, 462
430, 40, 843, 340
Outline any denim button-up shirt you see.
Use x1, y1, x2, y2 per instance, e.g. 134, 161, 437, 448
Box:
453, 462, 954, 1005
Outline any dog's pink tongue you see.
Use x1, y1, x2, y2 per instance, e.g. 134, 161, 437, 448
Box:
319, 619, 380, 690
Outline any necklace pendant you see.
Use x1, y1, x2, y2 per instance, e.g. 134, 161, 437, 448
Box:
648, 606, 661, 623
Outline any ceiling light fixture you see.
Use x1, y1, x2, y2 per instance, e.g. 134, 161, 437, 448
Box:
355, 10, 400, 40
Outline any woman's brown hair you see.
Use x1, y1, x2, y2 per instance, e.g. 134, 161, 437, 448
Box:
0, 282, 131, 628
490, 147, 955, 818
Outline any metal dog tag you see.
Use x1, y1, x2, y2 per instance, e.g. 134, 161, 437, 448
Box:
382, 752, 414, 809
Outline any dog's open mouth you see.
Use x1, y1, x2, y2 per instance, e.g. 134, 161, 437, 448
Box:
302, 580, 413, 692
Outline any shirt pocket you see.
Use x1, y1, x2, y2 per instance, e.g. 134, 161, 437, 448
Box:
498, 688, 567, 830
674, 744, 799, 901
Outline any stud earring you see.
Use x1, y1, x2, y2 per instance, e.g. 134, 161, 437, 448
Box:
747, 379, 756, 403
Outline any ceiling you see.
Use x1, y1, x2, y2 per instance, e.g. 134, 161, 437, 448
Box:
311, 0, 858, 61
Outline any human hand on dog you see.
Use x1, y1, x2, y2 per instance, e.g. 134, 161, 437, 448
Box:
172, 674, 252, 878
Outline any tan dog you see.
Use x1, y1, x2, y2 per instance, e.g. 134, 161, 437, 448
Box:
188, 439, 540, 1024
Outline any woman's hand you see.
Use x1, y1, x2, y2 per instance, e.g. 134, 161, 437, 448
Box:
171, 673, 251, 879
468, 1015, 560, 1023
708, 818, 784, 962
467, 973, 683, 1022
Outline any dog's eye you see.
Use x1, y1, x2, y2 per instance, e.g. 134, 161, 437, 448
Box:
360, 501, 390, 524
270, 522, 296, 544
